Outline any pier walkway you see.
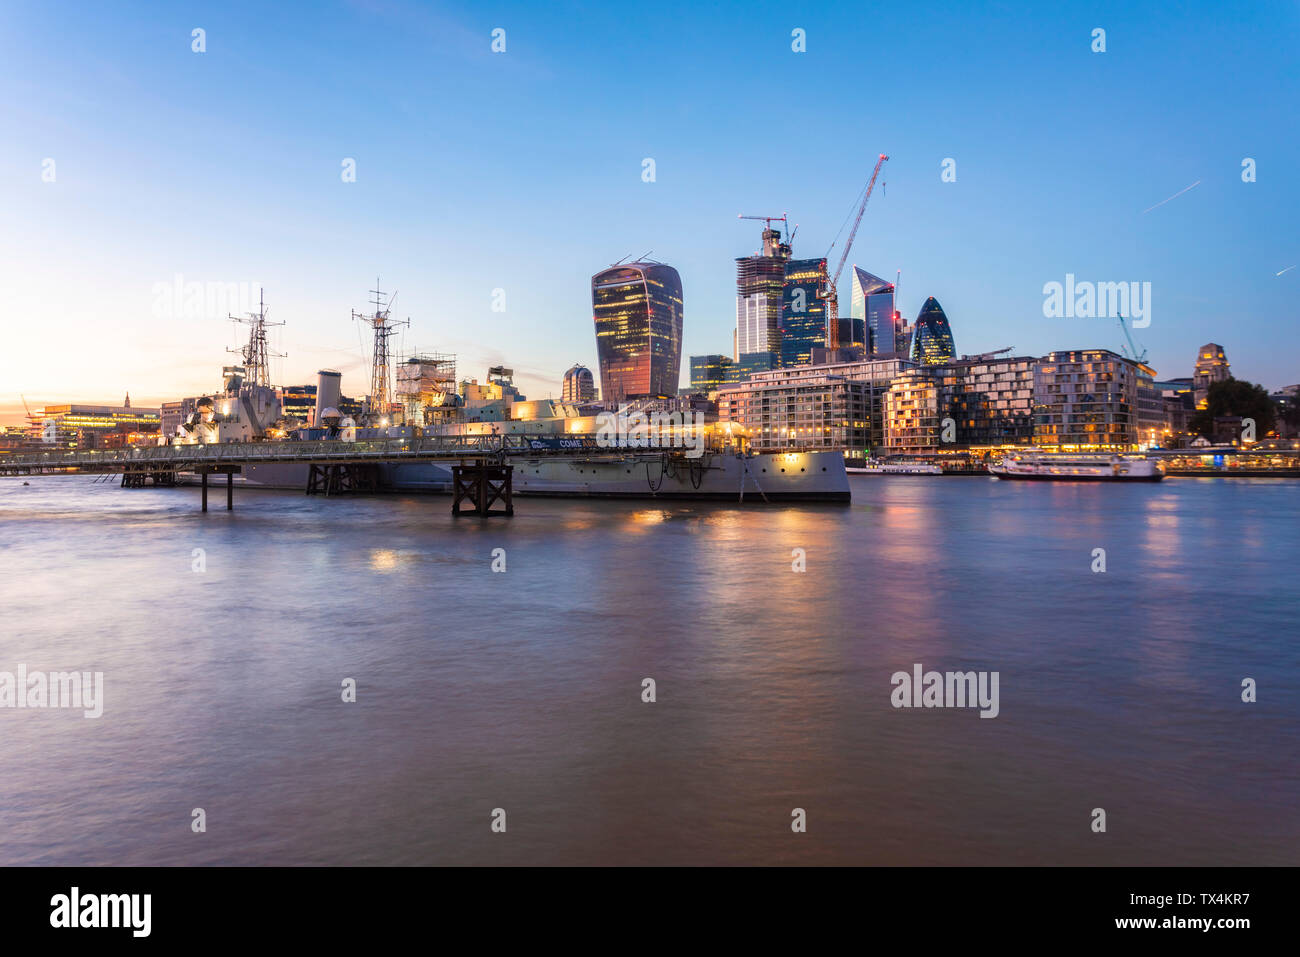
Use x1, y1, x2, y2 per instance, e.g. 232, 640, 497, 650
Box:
0, 435, 699, 515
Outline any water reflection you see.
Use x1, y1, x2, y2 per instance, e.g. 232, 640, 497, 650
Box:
0, 475, 1296, 865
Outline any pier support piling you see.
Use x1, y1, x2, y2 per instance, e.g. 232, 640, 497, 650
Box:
451, 463, 513, 516
305, 464, 380, 496
201, 471, 208, 512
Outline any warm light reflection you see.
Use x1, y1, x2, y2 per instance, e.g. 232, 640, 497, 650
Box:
369, 549, 399, 572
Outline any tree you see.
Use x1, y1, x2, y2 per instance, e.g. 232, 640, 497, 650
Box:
1189, 378, 1276, 437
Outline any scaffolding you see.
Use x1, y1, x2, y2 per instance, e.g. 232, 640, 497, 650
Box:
395, 352, 457, 426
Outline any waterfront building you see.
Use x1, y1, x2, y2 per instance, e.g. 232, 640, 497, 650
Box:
780, 257, 829, 366
25, 401, 160, 448
850, 267, 903, 356
884, 369, 941, 454
885, 355, 1038, 453
1135, 365, 1165, 446
716, 372, 871, 457
562, 364, 598, 404
689, 354, 735, 394
0, 425, 32, 452
910, 297, 957, 365
1033, 349, 1154, 449
592, 260, 684, 402
1193, 343, 1230, 409
716, 356, 913, 456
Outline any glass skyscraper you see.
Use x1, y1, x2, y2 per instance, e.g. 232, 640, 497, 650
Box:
911, 296, 957, 365
850, 267, 898, 355
592, 261, 684, 401
780, 257, 829, 367
689, 354, 734, 393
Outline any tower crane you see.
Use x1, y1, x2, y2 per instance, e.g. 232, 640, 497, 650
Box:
737, 213, 789, 236
819, 154, 888, 348
737, 213, 793, 259
1117, 314, 1148, 364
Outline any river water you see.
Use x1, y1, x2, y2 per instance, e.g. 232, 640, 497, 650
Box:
1, 474, 1296, 865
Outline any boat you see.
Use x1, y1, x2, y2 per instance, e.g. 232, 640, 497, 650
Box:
196, 442, 849, 502
847, 458, 943, 475
989, 452, 1164, 481
163, 303, 850, 502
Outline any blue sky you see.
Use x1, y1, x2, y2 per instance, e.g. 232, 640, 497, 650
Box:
1, 0, 1297, 419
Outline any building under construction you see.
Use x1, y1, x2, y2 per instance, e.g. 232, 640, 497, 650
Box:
734, 219, 791, 362
396, 352, 457, 426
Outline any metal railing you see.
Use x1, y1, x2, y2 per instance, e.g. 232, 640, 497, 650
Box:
0, 433, 727, 475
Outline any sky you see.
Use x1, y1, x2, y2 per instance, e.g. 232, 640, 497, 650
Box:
1, 0, 1297, 422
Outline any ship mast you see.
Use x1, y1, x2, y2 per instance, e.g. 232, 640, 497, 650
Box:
352, 279, 409, 423
227, 289, 285, 389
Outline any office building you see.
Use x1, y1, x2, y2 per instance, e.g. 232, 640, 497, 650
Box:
592, 260, 684, 402
780, 257, 829, 366
911, 297, 957, 365
562, 364, 598, 403
734, 225, 789, 368
851, 267, 903, 356
689, 354, 735, 394
26, 400, 160, 448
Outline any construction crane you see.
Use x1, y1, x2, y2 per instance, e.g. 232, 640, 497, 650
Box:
819, 154, 888, 348
737, 213, 793, 260
737, 213, 789, 237
964, 347, 1015, 361
1117, 314, 1148, 364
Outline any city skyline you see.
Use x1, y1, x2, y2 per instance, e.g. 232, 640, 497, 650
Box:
2, 0, 1298, 423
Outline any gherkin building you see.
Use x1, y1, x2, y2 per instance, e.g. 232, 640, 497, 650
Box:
911, 296, 956, 365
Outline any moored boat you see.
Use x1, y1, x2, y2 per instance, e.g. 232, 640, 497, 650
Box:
989, 452, 1163, 481
847, 458, 943, 475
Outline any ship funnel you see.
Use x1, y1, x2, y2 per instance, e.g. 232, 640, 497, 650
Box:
315, 370, 342, 426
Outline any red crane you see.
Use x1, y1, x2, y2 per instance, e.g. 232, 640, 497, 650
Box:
819, 153, 888, 349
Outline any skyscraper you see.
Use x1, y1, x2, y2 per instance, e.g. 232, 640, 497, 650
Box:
735, 226, 790, 365
911, 296, 957, 365
592, 261, 684, 402
850, 267, 900, 355
780, 257, 829, 366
